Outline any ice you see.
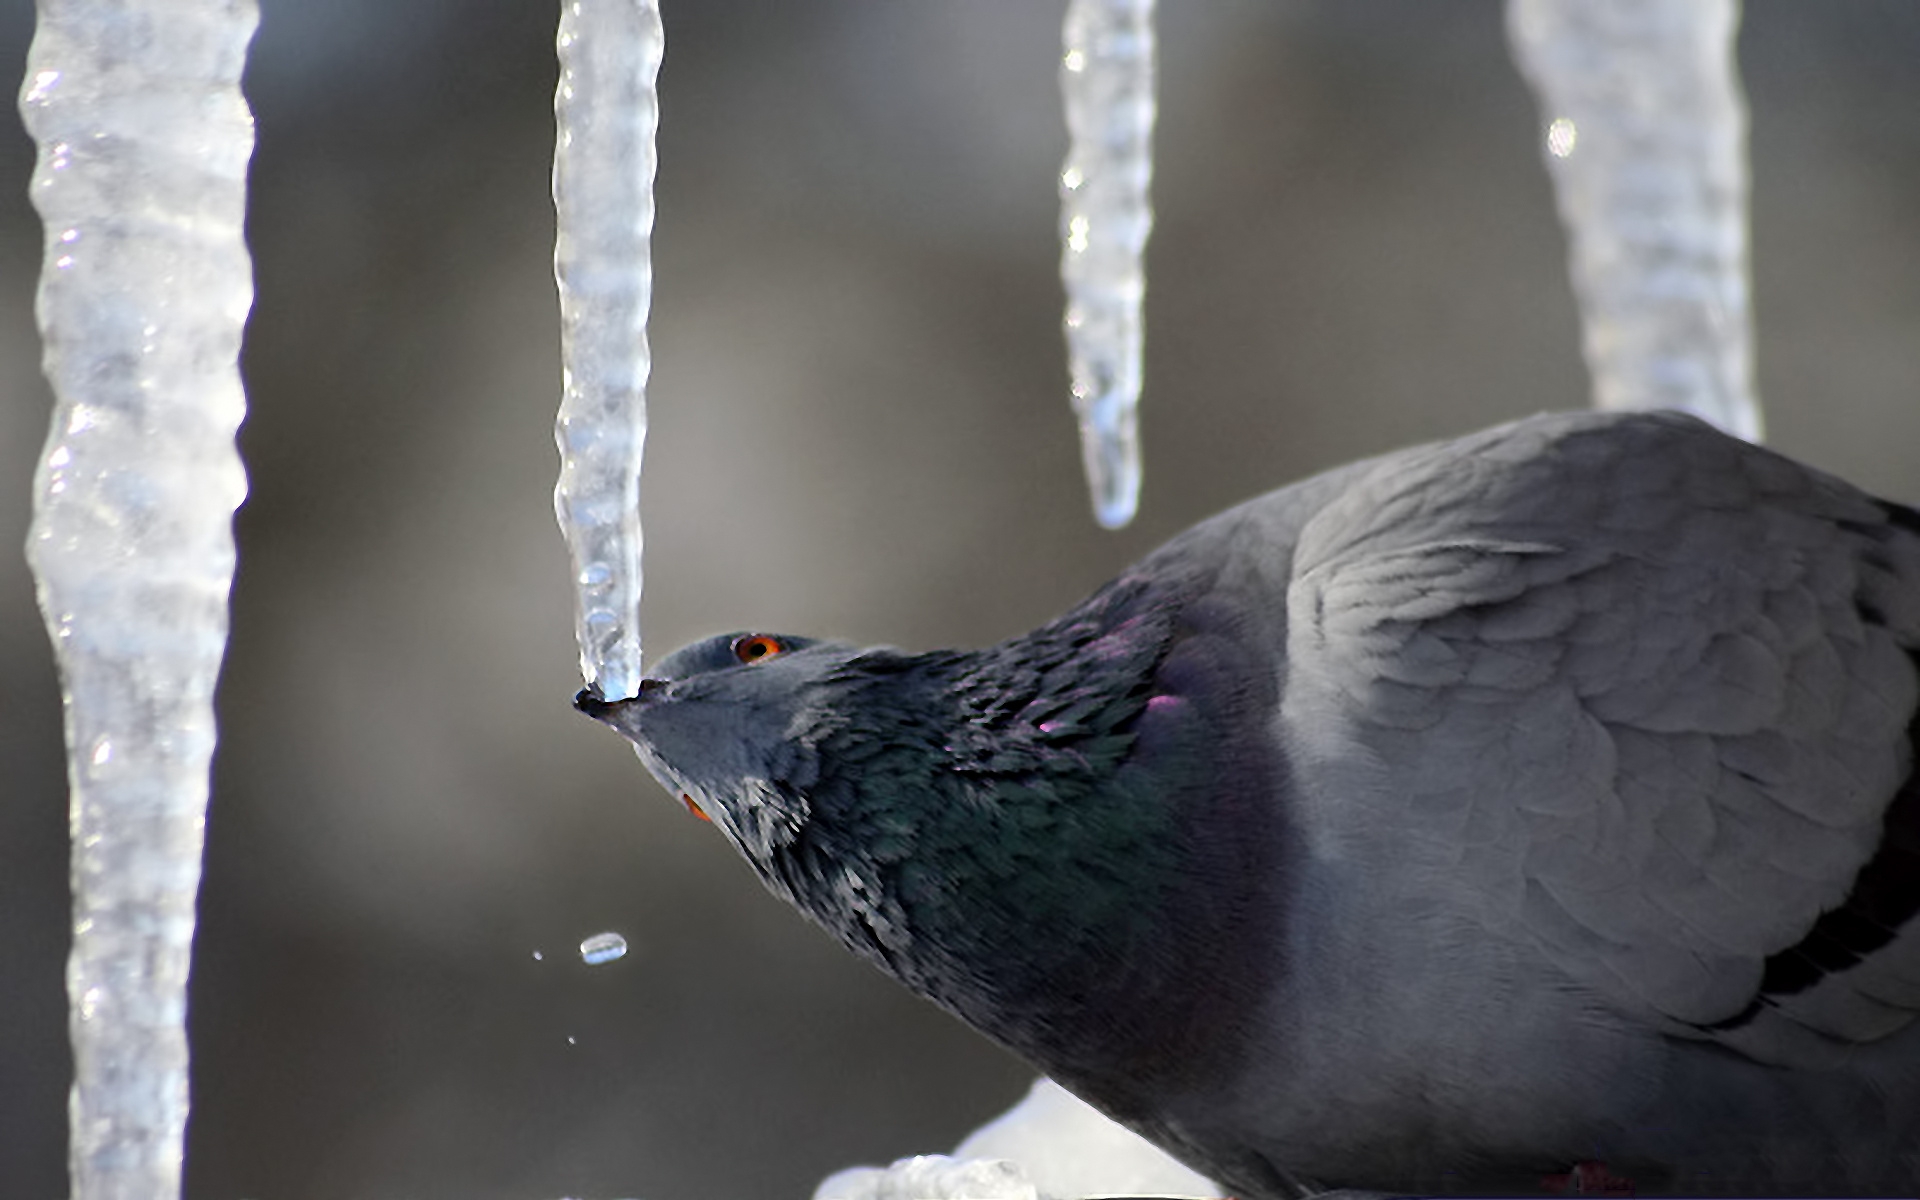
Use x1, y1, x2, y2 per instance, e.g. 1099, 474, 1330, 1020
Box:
1507, 0, 1762, 441
579, 931, 628, 964
553, 0, 664, 701
1059, 0, 1157, 529
17, 1, 258, 1197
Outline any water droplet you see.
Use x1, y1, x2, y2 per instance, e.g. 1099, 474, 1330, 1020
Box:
531, 949, 544, 961
567, 1035, 577, 1045
579, 931, 627, 965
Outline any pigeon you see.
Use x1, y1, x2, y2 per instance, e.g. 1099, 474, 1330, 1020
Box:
578, 410, 1920, 1197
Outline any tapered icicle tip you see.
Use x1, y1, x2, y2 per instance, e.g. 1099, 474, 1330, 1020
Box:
552, 0, 664, 700
1075, 382, 1143, 530
1059, 0, 1157, 530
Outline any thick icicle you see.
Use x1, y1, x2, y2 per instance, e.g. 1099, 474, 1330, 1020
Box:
553, 0, 663, 700
1507, 0, 1761, 441
18, 1, 258, 1196
1059, 0, 1157, 529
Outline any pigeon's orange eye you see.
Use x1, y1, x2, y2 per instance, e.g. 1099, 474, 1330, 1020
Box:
732, 634, 785, 664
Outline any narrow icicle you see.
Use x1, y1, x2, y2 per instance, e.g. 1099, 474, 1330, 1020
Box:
1059, 0, 1157, 529
1507, 0, 1761, 441
18, 1, 258, 1196
554, 0, 663, 700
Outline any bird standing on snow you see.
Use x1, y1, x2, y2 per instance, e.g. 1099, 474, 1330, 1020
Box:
579, 411, 1920, 1197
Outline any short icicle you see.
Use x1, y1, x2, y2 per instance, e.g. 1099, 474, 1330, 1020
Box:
1507, 0, 1762, 441
553, 0, 664, 700
1059, 0, 1158, 529
18, 1, 259, 1196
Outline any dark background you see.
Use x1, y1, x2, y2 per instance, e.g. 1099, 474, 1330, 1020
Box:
3, 3, 1918, 1198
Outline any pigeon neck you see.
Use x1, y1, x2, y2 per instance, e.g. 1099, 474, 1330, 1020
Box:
778, 573, 1291, 1102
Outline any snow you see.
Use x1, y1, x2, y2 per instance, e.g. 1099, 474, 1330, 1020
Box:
816, 1078, 1218, 1200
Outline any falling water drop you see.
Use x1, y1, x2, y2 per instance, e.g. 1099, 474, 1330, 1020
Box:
580, 931, 629, 965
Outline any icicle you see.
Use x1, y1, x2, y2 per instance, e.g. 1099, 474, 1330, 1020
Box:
1507, 0, 1761, 441
554, 0, 662, 701
18, 1, 257, 1196
1059, 0, 1157, 529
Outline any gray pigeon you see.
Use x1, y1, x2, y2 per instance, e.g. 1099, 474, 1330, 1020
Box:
578, 411, 1920, 1197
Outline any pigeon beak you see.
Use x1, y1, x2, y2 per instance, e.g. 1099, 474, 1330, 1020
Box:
572, 676, 671, 722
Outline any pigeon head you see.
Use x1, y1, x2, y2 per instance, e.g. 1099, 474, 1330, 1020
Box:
576, 632, 854, 860
577, 572, 1287, 1098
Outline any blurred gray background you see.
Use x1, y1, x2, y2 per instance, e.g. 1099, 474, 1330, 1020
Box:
2, 2, 1917, 1197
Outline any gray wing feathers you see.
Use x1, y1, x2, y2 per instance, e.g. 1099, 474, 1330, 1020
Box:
1280, 411, 1920, 1062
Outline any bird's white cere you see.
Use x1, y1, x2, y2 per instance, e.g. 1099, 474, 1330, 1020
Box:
1507, 0, 1762, 441
580, 931, 630, 965
553, 0, 664, 699
1059, 0, 1157, 529
19, 2, 257, 1196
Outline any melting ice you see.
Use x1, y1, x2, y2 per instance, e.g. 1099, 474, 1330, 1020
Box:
1059, 0, 1158, 528
19, 2, 258, 1197
1507, 0, 1761, 440
552, 0, 665, 698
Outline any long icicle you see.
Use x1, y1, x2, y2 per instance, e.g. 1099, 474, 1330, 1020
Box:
18, 1, 258, 1196
1507, 0, 1761, 441
553, 0, 663, 701
1059, 0, 1157, 529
